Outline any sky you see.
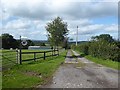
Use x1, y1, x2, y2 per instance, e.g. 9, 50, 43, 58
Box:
0, 0, 119, 41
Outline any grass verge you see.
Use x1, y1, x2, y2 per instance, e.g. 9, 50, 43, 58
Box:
73, 50, 119, 70
2, 50, 67, 88
85, 55, 119, 70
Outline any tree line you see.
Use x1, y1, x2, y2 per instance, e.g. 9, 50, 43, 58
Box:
71, 34, 120, 62
0, 33, 34, 49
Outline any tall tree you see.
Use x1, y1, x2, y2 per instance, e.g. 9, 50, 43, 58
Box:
1, 33, 18, 49
91, 34, 114, 43
45, 17, 68, 48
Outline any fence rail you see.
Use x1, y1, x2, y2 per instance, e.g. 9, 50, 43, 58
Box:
2, 50, 18, 70
2, 49, 59, 70
18, 49, 59, 64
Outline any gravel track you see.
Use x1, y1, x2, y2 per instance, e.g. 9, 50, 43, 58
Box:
39, 50, 118, 88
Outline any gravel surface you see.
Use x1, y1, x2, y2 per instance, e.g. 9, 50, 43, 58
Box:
39, 50, 118, 88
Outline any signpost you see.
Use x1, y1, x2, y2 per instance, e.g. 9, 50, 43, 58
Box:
21, 40, 28, 46
19, 36, 28, 64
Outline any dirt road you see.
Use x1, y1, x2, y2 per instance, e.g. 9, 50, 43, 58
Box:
40, 50, 118, 88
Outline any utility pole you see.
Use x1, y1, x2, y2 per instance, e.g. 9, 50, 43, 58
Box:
76, 26, 78, 46
19, 36, 22, 64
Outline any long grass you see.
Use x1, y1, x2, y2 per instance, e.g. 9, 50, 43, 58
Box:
73, 49, 119, 70
85, 55, 119, 70
2, 49, 67, 88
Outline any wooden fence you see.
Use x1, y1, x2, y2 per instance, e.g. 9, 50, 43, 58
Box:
17, 49, 59, 64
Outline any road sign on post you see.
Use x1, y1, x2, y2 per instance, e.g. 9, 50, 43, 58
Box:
19, 36, 28, 64
21, 40, 28, 46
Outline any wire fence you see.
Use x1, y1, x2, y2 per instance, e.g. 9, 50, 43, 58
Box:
2, 50, 18, 70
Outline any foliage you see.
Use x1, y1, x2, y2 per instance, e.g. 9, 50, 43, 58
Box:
71, 34, 120, 62
1, 33, 35, 49
1, 33, 19, 49
45, 17, 69, 47
91, 34, 114, 42
39, 43, 46, 46
62, 37, 70, 49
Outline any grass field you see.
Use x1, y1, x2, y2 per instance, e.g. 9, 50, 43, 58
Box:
2, 49, 55, 70
2, 49, 67, 88
74, 50, 119, 70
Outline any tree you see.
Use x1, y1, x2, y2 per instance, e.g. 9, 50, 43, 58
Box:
62, 37, 69, 49
40, 43, 46, 46
91, 34, 114, 43
45, 17, 69, 48
1, 33, 18, 49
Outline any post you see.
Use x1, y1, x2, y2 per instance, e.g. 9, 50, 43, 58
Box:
34, 52, 36, 61
19, 36, 22, 64
76, 26, 78, 46
16, 50, 18, 64
52, 50, 53, 56
58, 49, 59, 56
44, 52, 46, 60
54, 49, 55, 55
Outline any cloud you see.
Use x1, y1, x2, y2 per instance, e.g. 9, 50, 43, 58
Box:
69, 23, 118, 35
1, 0, 118, 41
2, 18, 32, 30
1, 0, 118, 20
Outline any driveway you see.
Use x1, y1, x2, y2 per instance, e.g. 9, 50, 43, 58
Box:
40, 50, 118, 88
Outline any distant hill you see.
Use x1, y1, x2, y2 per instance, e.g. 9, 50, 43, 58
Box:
31, 40, 88, 46
68, 41, 88, 44
32, 40, 48, 43
32, 40, 49, 46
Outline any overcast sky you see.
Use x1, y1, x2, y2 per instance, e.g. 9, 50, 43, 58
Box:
0, 0, 119, 41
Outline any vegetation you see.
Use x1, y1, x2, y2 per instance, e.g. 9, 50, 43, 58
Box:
1, 33, 18, 49
39, 43, 46, 46
85, 55, 119, 70
2, 49, 67, 88
45, 17, 69, 49
72, 34, 119, 62
71, 34, 120, 69
1, 33, 34, 49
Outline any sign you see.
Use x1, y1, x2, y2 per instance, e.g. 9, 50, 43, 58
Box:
21, 40, 28, 46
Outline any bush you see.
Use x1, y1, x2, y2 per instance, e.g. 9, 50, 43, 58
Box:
71, 41, 119, 62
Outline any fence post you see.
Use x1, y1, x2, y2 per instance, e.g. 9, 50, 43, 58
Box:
44, 52, 46, 60
54, 49, 55, 55
57, 50, 59, 56
19, 36, 22, 64
52, 50, 53, 56
34, 52, 36, 61
16, 50, 19, 64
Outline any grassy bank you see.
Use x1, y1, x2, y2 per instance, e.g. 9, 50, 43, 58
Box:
74, 50, 119, 70
85, 55, 119, 70
2, 49, 67, 88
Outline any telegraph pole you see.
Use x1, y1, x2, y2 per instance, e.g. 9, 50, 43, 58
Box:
19, 36, 22, 64
76, 26, 78, 46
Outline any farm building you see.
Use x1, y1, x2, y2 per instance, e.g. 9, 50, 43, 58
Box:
28, 46, 51, 50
